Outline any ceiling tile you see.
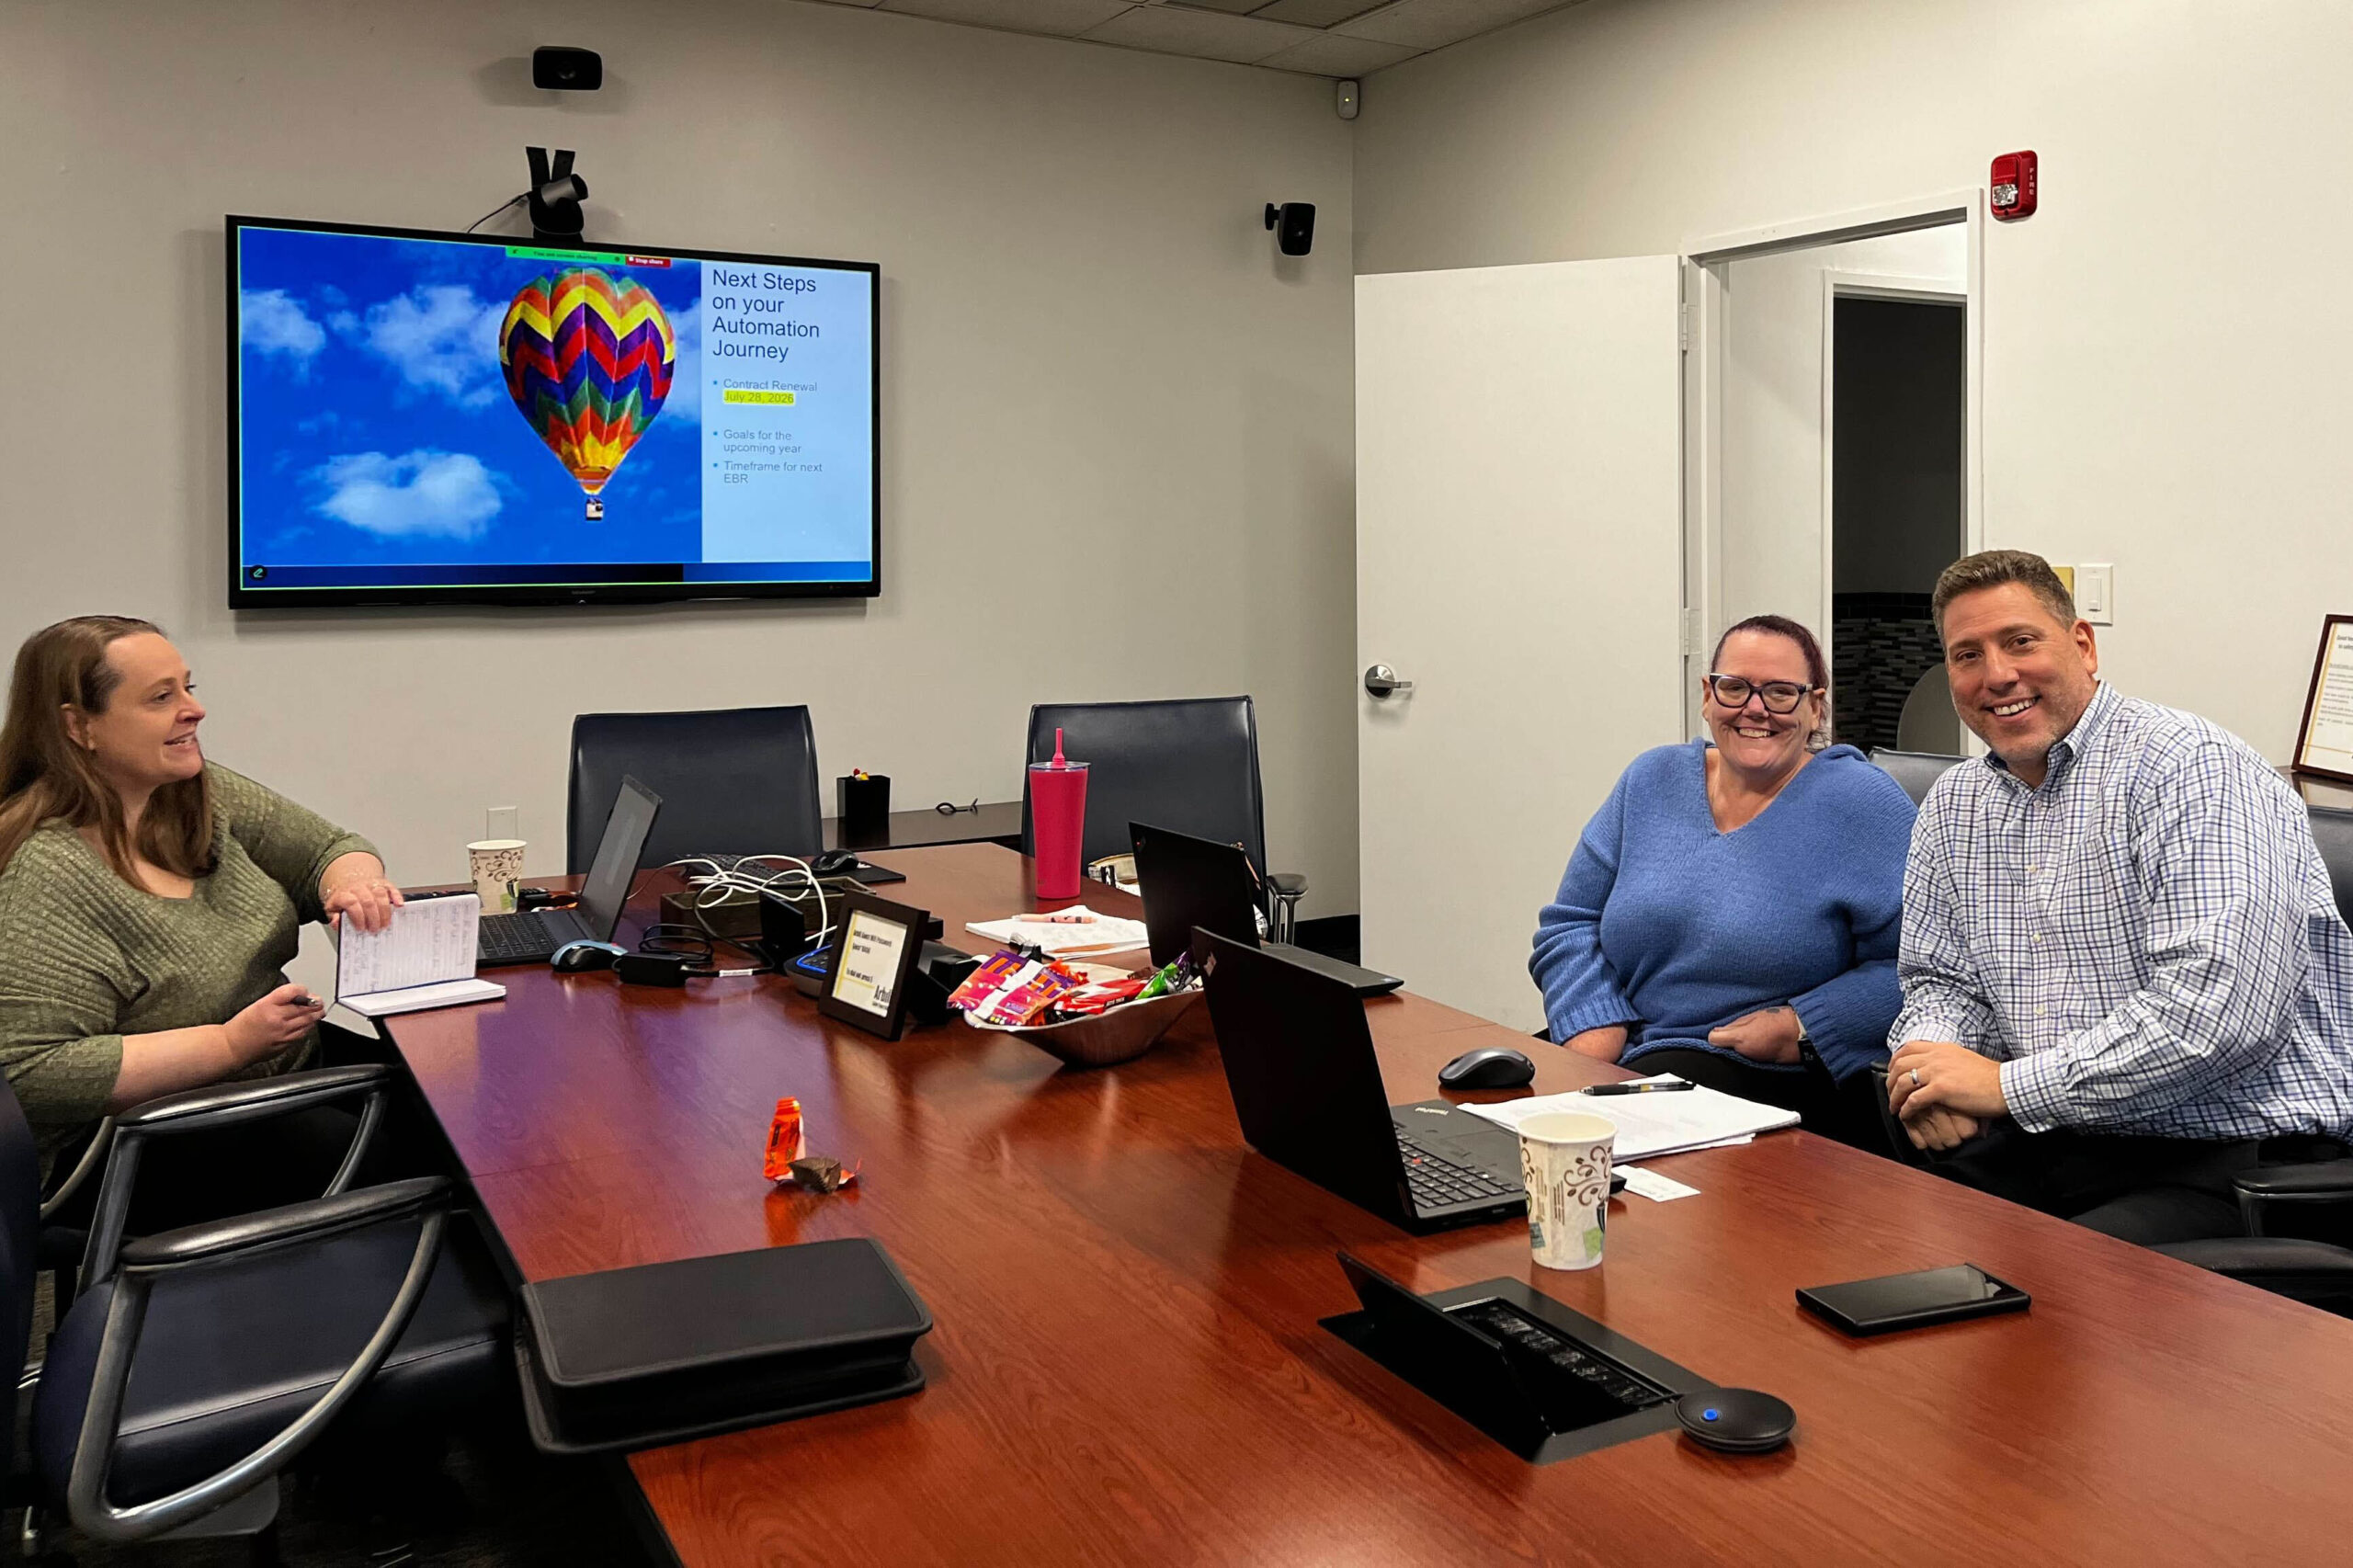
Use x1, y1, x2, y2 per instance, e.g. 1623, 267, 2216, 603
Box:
1337, 0, 1576, 50
880, 0, 1131, 34
1249, 0, 1391, 28
1253, 31, 1420, 74
1081, 6, 1321, 62
1165, 0, 1265, 15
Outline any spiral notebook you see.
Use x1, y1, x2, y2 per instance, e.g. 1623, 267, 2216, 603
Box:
334, 893, 507, 1017
1461, 1075, 1798, 1163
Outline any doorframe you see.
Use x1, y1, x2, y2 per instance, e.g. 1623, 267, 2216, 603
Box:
1818, 271, 1967, 646
1678, 190, 1985, 732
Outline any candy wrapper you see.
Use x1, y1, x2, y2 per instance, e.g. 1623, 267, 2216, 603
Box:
789, 1156, 859, 1193
763, 1097, 805, 1182
949, 949, 1087, 1026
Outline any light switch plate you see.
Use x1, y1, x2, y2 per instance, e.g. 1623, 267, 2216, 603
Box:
2076, 563, 2113, 625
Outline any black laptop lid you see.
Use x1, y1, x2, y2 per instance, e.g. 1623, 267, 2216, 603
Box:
1131, 823, 1264, 968
1197, 932, 1407, 1224
577, 776, 662, 939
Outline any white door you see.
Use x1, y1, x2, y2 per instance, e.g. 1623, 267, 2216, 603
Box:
1357, 257, 1685, 1032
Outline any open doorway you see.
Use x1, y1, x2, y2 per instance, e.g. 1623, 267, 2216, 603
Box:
1682, 196, 1982, 742
1828, 287, 1966, 754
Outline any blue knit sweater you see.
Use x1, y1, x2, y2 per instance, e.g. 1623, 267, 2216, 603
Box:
1529, 740, 1915, 1084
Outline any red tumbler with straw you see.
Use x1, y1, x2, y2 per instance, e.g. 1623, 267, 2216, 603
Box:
1029, 727, 1089, 901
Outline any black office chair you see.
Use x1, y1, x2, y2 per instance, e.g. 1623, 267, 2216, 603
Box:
11, 1066, 511, 1551
1021, 698, 1307, 940
1866, 746, 1967, 807
2307, 803, 2353, 929
569, 706, 824, 871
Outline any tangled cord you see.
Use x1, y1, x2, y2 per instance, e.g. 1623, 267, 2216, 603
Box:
664, 854, 835, 953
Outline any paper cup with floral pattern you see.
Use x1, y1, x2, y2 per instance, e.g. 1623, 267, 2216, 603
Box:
1517, 1110, 1618, 1270
467, 838, 527, 915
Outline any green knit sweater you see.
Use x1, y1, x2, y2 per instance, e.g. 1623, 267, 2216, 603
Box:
0, 764, 375, 1165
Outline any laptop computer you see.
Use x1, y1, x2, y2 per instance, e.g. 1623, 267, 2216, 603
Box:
478, 777, 662, 966
1196, 930, 1528, 1233
1130, 823, 1403, 997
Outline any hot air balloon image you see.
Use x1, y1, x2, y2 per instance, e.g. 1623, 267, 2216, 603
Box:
498, 268, 675, 520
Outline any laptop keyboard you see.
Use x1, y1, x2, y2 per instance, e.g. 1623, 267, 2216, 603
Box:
478, 913, 554, 963
1395, 1129, 1519, 1210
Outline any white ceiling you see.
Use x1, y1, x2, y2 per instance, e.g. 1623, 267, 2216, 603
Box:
823, 0, 1587, 77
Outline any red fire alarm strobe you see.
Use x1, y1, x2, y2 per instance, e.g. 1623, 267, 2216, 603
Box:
1991, 151, 2038, 221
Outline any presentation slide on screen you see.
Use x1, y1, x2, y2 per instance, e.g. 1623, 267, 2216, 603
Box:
233, 225, 875, 588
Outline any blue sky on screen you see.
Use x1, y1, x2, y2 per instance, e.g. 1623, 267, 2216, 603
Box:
235, 227, 704, 566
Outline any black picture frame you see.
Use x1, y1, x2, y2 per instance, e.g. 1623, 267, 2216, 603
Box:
224, 213, 881, 609
2293, 614, 2353, 786
817, 892, 929, 1041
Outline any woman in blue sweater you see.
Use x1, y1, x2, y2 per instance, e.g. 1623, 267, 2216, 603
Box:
1529, 615, 1915, 1138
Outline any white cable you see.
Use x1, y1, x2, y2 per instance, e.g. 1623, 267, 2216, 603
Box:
663, 854, 835, 950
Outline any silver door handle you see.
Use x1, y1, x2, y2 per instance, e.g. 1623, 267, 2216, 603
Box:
1364, 664, 1415, 699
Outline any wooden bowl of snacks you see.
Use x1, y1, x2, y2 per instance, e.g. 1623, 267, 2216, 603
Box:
969, 988, 1201, 1068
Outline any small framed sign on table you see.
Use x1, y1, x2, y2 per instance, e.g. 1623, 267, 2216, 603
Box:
818, 891, 930, 1040
2294, 615, 2353, 785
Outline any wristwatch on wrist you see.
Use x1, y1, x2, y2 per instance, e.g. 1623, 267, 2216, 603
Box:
1791, 1009, 1819, 1064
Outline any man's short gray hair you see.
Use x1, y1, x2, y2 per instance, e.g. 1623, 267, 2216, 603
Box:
1930, 549, 2077, 637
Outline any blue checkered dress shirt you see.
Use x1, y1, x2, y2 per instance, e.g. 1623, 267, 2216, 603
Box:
1893, 681, 2353, 1139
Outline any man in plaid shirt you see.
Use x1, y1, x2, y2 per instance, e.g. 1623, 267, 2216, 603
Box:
1887, 551, 2353, 1243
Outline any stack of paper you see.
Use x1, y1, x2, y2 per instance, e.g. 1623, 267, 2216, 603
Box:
1461, 1074, 1798, 1163
965, 905, 1152, 959
335, 894, 507, 1017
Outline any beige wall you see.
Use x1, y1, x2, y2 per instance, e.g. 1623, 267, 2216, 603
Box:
1356, 0, 2353, 762
0, 0, 1358, 915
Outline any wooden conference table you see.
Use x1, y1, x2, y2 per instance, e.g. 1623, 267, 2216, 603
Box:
386, 845, 2353, 1566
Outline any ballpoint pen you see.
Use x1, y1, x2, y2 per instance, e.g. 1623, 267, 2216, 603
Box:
1580, 1080, 1697, 1096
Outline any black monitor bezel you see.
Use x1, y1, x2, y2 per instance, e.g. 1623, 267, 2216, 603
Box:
225, 214, 882, 609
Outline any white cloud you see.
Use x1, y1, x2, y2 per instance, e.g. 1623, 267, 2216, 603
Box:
313, 450, 503, 540
357, 286, 507, 407
240, 290, 325, 368
661, 300, 699, 424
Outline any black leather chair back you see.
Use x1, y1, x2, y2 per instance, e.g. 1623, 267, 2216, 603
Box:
2309, 805, 2353, 929
1022, 699, 1269, 872
568, 706, 823, 872
1868, 747, 1967, 807
0, 1078, 42, 1472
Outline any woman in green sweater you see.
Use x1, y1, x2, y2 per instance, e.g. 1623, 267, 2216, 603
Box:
0, 615, 403, 1204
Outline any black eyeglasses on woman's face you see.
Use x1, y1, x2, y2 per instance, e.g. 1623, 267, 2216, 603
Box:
1702, 674, 1815, 714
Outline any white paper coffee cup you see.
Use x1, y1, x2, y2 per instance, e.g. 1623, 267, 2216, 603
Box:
1518, 1110, 1618, 1270
467, 838, 526, 915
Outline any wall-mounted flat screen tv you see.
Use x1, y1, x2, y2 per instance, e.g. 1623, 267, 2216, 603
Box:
227, 216, 880, 607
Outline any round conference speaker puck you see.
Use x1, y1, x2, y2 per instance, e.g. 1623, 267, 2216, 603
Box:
1674, 1389, 1795, 1453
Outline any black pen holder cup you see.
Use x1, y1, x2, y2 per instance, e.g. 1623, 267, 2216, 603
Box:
836, 775, 892, 848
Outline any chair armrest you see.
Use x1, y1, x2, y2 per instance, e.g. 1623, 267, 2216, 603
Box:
115, 1064, 394, 1133
67, 1187, 452, 1543
83, 1066, 398, 1291
2234, 1160, 2353, 1236
2154, 1236, 2353, 1309
117, 1176, 449, 1274
40, 1119, 115, 1222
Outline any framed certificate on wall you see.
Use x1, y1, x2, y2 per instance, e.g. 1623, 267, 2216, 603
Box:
2294, 615, 2353, 784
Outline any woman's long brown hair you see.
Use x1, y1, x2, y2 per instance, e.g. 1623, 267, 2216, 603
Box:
0, 617, 215, 884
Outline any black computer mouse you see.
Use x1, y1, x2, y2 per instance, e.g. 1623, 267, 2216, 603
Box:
811, 848, 863, 878
1675, 1389, 1795, 1453
1438, 1046, 1537, 1090
551, 939, 626, 973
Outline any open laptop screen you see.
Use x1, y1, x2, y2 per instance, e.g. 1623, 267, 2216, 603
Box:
578, 777, 661, 938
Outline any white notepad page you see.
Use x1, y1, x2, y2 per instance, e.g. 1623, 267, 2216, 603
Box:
1461, 1075, 1799, 1163
335, 894, 505, 1015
